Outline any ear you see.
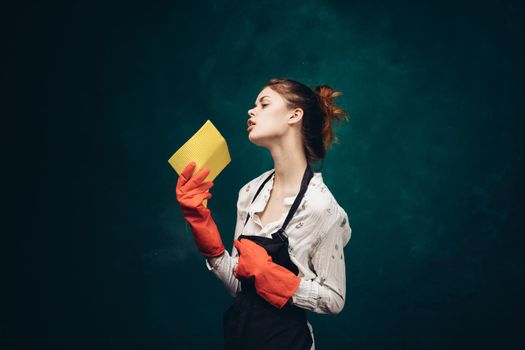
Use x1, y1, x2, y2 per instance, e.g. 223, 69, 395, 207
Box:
288, 107, 304, 126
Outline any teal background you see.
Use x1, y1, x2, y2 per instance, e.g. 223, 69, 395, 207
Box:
5, 0, 524, 349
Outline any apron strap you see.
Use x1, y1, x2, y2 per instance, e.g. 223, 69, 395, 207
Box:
279, 163, 313, 235
243, 164, 314, 236
244, 170, 276, 227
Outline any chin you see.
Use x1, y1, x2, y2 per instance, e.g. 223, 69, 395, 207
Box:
248, 133, 258, 144
248, 131, 263, 145
249, 133, 272, 148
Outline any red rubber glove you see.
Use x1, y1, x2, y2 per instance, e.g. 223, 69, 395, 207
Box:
175, 161, 225, 257
233, 238, 301, 309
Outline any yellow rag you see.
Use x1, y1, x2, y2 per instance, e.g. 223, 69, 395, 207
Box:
168, 119, 231, 207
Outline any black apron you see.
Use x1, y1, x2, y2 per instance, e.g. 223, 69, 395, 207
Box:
223, 163, 314, 350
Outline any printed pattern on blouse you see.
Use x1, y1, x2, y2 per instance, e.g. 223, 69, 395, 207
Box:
205, 168, 352, 315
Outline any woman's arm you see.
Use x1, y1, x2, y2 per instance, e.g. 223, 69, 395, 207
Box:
205, 248, 240, 297
291, 206, 352, 314
206, 254, 223, 268
203, 186, 251, 297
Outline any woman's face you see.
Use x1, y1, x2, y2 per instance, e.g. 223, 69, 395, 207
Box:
246, 86, 294, 146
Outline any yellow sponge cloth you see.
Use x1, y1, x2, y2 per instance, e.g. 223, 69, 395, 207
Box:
168, 119, 231, 207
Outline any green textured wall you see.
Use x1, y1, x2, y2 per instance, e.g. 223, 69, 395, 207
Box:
6, 0, 524, 349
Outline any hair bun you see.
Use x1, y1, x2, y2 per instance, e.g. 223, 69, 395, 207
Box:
314, 85, 349, 125
313, 85, 350, 152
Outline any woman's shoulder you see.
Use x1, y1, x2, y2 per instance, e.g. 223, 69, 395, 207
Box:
307, 173, 352, 245
306, 172, 340, 213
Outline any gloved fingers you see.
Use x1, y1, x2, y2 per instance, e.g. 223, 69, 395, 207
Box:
238, 238, 269, 256
176, 163, 197, 198
177, 162, 211, 192
192, 180, 214, 192
235, 266, 251, 279
177, 180, 213, 197
183, 167, 211, 191
233, 239, 243, 254
192, 191, 212, 204
233, 255, 250, 279
179, 191, 212, 209
176, 180, 214, 203
201, 191, 213, 202
234, 264, 246, 278
178, 161, 197, 187
234, 239, 253, 255
233, 262, 241, 277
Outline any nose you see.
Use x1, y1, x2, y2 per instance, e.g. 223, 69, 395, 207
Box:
248, 108, 255, 117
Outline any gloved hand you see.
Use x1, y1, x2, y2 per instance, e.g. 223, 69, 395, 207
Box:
233, 238, 301, 309
176, 161, 225, 257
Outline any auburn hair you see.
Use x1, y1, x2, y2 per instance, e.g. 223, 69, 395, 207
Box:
264, 78, 350, 161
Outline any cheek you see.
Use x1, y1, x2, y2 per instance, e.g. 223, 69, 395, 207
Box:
266, 109, 287, 128
259, 119, 280, 134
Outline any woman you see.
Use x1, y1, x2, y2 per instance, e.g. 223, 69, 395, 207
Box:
176, 78, 352, 349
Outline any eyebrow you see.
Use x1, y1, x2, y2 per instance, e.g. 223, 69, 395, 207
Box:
253, 96, 270, 108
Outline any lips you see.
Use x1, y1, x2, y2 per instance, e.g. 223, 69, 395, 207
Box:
247, 119, 256, 132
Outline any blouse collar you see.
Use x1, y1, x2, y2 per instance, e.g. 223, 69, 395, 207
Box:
248, 171, 322, 216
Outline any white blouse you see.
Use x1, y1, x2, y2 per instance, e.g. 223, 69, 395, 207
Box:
205, 168, 352, 347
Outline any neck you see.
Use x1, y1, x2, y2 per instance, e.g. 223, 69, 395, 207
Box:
268, 139, 308, 198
